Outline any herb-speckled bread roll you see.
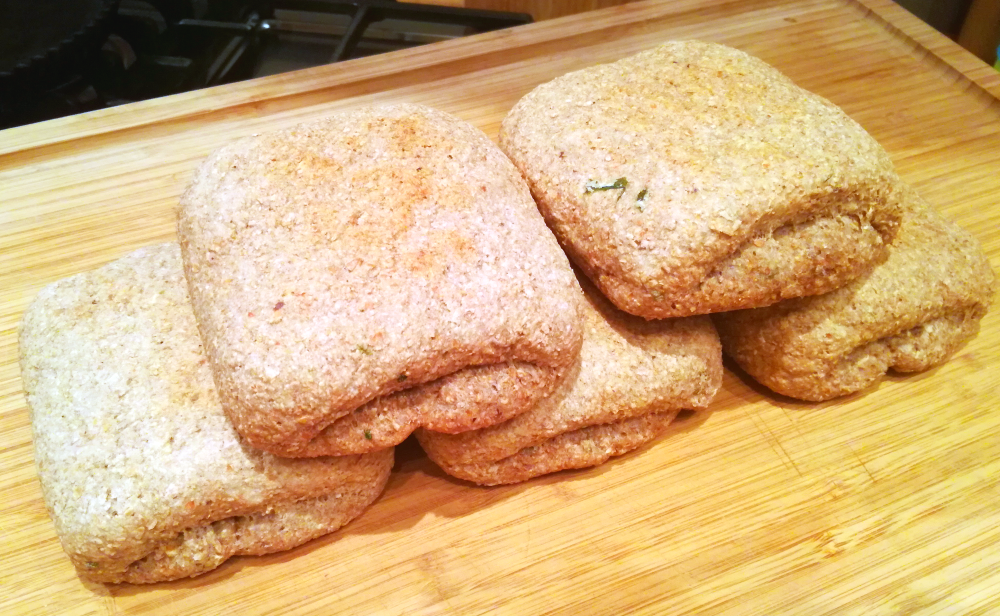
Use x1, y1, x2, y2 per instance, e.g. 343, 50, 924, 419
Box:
178, 104, 583, 457
499, 41, 902, 319
19, 244, 393, 584
416, 276, 722, 485
714, 188, 996, 401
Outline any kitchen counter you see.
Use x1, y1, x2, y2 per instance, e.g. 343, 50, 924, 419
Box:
2, 0, 999, 613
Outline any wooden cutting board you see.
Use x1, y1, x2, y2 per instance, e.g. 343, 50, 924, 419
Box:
2, 0, 999, 613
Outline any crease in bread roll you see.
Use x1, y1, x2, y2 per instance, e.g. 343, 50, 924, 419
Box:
427, 411, 684, 487
713, 188, 996, 401
19, 244, 393, 584
417, 276, 723, 485
499, 40, 903, 318
178, 103, 583, 456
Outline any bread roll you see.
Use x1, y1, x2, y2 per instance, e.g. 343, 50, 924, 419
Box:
714, 189, 996, 401
500, 40, 902, 318
417, 276, 722, 485
19, 244, 393, 584
178, 104, 582, 457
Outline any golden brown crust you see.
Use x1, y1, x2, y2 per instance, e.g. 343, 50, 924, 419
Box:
177, 104, 582, 456
499, 40, 902, 318
418, 276, 722, 485
117, 486, 390, 584
427, 411, 681, 486
296, 361, 554, 455
714, 189, 997, 401
19, 244, 393, 584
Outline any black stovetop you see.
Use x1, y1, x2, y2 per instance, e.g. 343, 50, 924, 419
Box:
0, 0, 531, 129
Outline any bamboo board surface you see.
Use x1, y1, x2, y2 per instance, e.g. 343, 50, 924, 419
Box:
2, 0, 999, 613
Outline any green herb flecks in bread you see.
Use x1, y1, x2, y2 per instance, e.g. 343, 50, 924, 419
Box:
500, 40, 903, 318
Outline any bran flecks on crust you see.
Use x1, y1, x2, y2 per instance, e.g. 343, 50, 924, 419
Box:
18, 244, 393, 584
499, 40, 903, 319
714, 187, 996, 402
178, 103, 582, 457
417, 275, 723, 485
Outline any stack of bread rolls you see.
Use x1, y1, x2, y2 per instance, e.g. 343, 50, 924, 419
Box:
19, 41, 994, 584
498, 40, 993, 401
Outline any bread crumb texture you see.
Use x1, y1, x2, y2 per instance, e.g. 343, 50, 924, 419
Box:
178, 103, 582, 456
714, 187, 997, 401
417, 275, 723, 485
500, 40, 902, 318
18, 244, 393, 584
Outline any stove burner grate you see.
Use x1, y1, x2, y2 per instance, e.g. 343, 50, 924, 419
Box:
0, 0, 531, 129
